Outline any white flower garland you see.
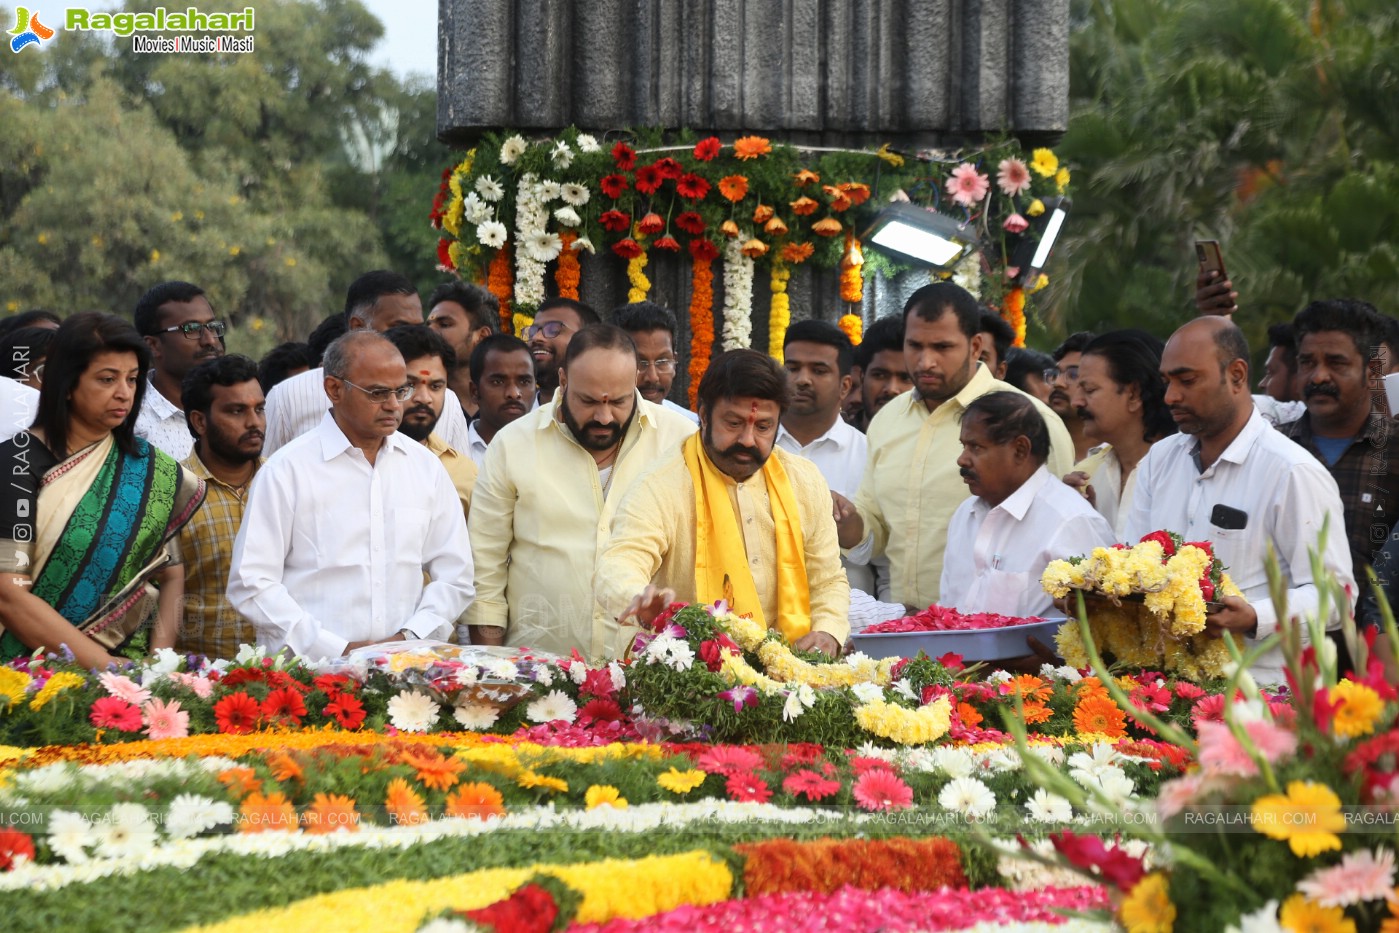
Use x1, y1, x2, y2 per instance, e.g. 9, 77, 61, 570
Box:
512, 173, 550, 311
720, 234, 755, 350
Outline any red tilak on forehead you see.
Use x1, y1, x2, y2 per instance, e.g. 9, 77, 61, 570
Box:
748, 401, 759, 425
418, 370, 432, 377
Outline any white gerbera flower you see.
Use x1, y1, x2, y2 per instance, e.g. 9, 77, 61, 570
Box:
931, 746, 975, 779
477, 221, 508, 249
47, 810, 95, 864
165, 794, 235, 839
94, 803, 158, 859
461, 192, 492, 225
551, 140, 573, 168
937, 776, 997, 820
499, 134, 527, 165
559, 182, 590, 206
453, 702, 499, 731
553, 206, 582, 227
538, 180, 561, 202
525, 230, 563, 263
850, 682, 884, 705
1225, 900, 1284, 933
481, 657, 519, 681
571, 236, 595, 254
15, 763, 74, 795
575, 133, 600, 153
525, 689, 578, 724
475, 175, 505, 201
386, 690, 441, 733
1025, 788, 1073, 823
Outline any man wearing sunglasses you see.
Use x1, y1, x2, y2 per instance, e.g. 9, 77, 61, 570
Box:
133, 280, 226, 459
527, 297, 599, 406
228, 330, 474, 659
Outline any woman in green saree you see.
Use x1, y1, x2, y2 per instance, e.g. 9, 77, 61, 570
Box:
0, 312, 205, 668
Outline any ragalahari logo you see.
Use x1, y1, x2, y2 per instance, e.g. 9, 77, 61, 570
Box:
9, 7, 54, 52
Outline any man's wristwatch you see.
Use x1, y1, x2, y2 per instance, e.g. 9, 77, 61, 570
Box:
398, 629, 415, 641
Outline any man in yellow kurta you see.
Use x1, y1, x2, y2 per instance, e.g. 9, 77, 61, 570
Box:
597, 349, 850, 656
467, 324, 696, 659
838, 283, 1074, 610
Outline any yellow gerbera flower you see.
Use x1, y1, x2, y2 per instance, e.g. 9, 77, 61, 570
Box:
1031, 148, 1059, 177
1120, 873, 1175, 933
585, 785, 627, 810
1278, 893, 1356, 933
1251, 782, 1346, 857
657, 768, 707, 794
1328, 680, 1383, 739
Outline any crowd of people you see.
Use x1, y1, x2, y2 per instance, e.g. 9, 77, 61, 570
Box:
1, 268, 1395, 681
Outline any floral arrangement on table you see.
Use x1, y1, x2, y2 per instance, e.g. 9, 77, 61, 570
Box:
428, 128, 1072, 365
1041, 530, 1243, 681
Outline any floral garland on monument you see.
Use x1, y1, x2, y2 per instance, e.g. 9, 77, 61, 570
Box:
767, 262, 790, 361
720, 235, 754, 350
687, 238, 717, 406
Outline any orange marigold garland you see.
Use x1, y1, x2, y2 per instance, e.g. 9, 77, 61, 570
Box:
839, 232, 864, 304
555, 231, 581, 300
767, 262, 791, 363
687, 240, 718, 407
838, 314, 863, 346
487, 247, 514, 331
736, 837, 966, 896
1002, 286, 1027, 347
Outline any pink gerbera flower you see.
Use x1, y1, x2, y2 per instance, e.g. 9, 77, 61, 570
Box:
1190, 693, 1226, 728
697, 745, 764, 776
996, 157, 1032, 197
142, 697, 190, 740
90, 696, 143, 732
782, 769, 841, 802
945, 163, 990, 207
852, 769, 914, 812
98, 671, 151, 706
847, 756, 898, 776
726, 773, 773, 804
169, 672, 214, 699
1197, 719, 1298, 777
1297, 848, 1396, 907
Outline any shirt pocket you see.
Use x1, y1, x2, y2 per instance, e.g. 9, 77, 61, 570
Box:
389, 507, 431, 568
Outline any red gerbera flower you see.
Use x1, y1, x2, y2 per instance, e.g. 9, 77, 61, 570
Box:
90, 696, 142, 732
262, 687, 307, 725
653, 157, 684, 180
696, 745, 764, 776
782, 769, 841, 802
436, 238, 454, 270
653, 235, 681, 252
689, 238, 719, 263
637, 211, 665, 235
599, 209, 632, 232
674, 211, 706, 235
611, 141, 635, 170
578, 698, 624, 724
848, 756, 898, 776
324, 692, 366, 730
214, 691, 262, 735
675, 173, 710, 200
313, 673, 356, 695
634, 163, 664, 195
0, 829, 35, 871
219, 668, 266, 689
599, 173, 629, 199
579, 667, 617, 699
693, 136, 722, 161
726, 773, 772, 803
612, 238, 644, 259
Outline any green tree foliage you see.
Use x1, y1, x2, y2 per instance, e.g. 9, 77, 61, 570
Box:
1046, 0, 1399, 349
0, 0, 449, 339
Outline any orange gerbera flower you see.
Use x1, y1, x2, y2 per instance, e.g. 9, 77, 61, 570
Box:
790, 196, 820, 216
1021, 701, 1053, 724
718, 175, 749, 202
1075, 676, 1111, 700
840, 181, 872, 205
384, 777, 429, 827
239, 790, 298, 834
812, 217, 843, 237
793, 169, 821, 186
1074, 695, 1129, 739
733, 135, 772, 159
752, 204, 775, 224
267, 751, 304, 784
823, 185, 853, 212
218, 766, 260, 800
1001, 674, 1053, 703
720, 219, 741, 238
446, 781, 506, 820
741, 238, 769, 259
401, 747, 466, 791
303, 793, 359, 834
957, 702, 983, 728
780, 241, 814, 263
764, 217, 789, 236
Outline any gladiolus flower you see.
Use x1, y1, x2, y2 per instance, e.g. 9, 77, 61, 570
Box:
790, 196, 819, 216
653, 235, 681, 252
752, 204, 774, 224
764, 217, 789, 236
599, 210, 632, 232
674, 211, 706, 235
611, 141, 635, 170
793, 169, 820, 186
733, 135, 772, 159
720, 219, 741, 238
740, 238, 768, 259
812, 217, 843, 237
693, 136, 722, 161
612, 238, 644, 259
946, 163, 990, 207
599, 173, 629, 199
634, 163, 664, 195
718, 175, 749, 202
676, 173, 710, 200
1003, 213, 1029, 233
637, 211, 665, 235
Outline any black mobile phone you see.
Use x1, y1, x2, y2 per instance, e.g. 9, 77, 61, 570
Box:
1210, 503, 1248, 530
1195, 239, 1228, 280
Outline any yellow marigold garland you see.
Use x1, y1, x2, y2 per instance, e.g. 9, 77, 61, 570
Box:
853, 697, 953, 746
555, 231, 581, 299
487, 247, 514, 331
755, 641, 896, 689
512, 312, 533, 340
688, 251, 715, 407
767, 262, 791, 362
626, 233, 651, 303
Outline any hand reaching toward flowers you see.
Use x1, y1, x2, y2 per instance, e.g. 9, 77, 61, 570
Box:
1204, 595, 1258, 639
622, 584, 678, 627
791, 630, 841, 658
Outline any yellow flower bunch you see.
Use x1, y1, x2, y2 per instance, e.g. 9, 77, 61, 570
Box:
714, 611, 769, 652
454, 742, 661, 780
718, 651, 784, 694
853, 696, 952, 745
626, 250, 650, 303
0, 668, 32, 711
755, 641, 895, 689
28, 671, 86, 710
656, 767, 707, 794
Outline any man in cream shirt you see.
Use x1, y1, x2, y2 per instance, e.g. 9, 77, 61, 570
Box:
467, 324, 696, 659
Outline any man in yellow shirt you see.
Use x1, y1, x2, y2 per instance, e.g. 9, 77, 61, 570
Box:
597, 349, 850, 657
384, 325, 476, 519
838, 282, 1074, 610
468, 324, 696, 658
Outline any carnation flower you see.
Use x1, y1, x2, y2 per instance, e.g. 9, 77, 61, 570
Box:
453, 702, 499, 730
94, 803, 157, 859
475, 176, 504, 201
499, 135, 527, 164
997, 157, 1032, 196
945, 163, 990, 207
165, 794, 235, 839
142, 697, 190, 740
525, 689, 577, 724
853, 769, 914, 812
477, 221, 508, 248
386, 690, 441, 733
1297, 847, 1395, 907
559, 182, 589, 206
937, 776, 996, 819
575, 133, 599, 152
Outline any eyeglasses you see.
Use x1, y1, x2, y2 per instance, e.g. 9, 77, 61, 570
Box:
637, 358, 677, 375
1043, 365, 1080, 385
160, 321, 227, 340
526, 320, 572, 340
339, 378, 412, 403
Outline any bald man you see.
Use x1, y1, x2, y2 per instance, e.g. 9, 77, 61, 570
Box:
1125, 317, 1353, 682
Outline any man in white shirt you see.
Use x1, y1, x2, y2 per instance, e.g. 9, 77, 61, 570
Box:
228, 331, 474, 659
263, 270, 470, 455
612, 301, 700, 424
468, 324, 696, 658
1126, 316, 1354, 680
465, 334, 537, 468
133, 281, 226, 460
774, 320, 871, 591
942, 392, 1115, 618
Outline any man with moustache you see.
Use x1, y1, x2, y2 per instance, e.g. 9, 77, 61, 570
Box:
1047, 332, 1096, 463
599, 349, 850, 656
468, 325, 695, 658
228, 331, 474, 658
838, 283, 1073, 611
427, 280, 499, 418
384, 325, 477, 518
465, 334, 536, 467
175, 355, 265, 659
845, 315, 912, 433
942, 392, 1114, 618
1126, 316, 1352, 681
527, 297, 599, 407
613, 301, 700, 423
134, 281, 226, 460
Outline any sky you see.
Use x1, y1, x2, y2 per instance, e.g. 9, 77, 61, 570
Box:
357, 0, 438, 82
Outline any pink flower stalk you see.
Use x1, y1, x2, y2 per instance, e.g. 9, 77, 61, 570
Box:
1297, 848, 1396, 908
142, 697, 190, 740
996, 157, 1033, 197
945, 163, 990, 207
